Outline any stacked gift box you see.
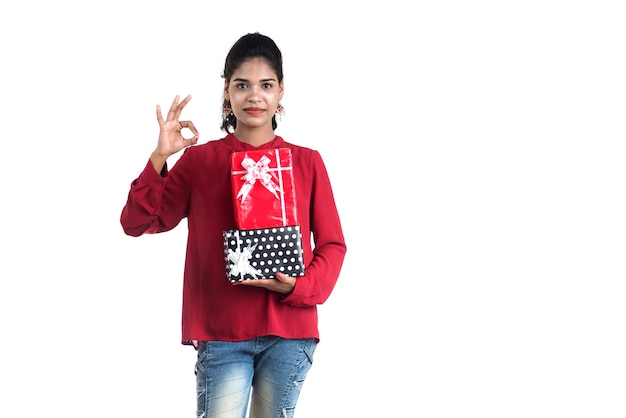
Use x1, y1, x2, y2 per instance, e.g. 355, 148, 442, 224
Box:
223, 148, 305, 283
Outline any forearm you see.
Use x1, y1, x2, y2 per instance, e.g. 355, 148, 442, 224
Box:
120, 159, 175, 236
150, 151, 169, 175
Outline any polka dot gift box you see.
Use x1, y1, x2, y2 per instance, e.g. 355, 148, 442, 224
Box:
224, 148, 304, 282
223, 226, 305, 283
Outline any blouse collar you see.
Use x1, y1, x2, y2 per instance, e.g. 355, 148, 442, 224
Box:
225, 133, 285, 151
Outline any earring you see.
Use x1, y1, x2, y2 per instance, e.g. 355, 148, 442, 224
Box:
223, 103, 233, 120
276, 103, 285, 121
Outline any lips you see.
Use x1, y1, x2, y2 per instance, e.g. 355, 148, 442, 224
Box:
244, 108, 265, 115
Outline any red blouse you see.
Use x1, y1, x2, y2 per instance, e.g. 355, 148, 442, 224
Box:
120, 134, 346, 345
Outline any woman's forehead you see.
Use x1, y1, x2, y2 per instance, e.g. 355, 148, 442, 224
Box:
231, 58, 277, 78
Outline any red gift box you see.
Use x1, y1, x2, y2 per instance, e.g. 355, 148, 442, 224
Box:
230, 148, 299, 229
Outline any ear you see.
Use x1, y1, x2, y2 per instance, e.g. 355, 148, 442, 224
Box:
278, 81, 284, 101
224, 80, 230, 101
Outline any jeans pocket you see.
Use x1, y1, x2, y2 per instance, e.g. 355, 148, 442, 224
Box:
301, 338, 317, 367
194, 343, 208, 376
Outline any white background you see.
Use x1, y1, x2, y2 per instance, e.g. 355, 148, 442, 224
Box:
1, 1, 625, 417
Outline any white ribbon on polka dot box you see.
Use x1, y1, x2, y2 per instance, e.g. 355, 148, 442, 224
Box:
223, 226, 305, 283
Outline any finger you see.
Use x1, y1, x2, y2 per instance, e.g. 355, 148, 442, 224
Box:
179, 94, 192, 109
179, 120, 199, 136
166, 95, 181, 121
179, 121, 199, 143
276, 272, 293, 283
156, 104, 164, 126
173, 94, 192, 120
240, 279, 269, 288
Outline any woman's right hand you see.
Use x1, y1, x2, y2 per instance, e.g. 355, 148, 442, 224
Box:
150, 95, 199, 172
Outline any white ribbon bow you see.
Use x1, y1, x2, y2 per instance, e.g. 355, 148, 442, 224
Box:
227, 242, 262, 280
236, 155, 283, 202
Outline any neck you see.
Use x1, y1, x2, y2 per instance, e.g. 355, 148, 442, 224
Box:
233, 126, 276, 147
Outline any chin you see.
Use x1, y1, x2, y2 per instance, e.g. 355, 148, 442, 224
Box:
240, 119, 271, 129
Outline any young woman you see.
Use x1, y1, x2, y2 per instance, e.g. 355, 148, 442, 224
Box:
120, 32, 346, 417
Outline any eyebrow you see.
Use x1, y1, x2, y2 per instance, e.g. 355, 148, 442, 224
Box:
233, 77, 277, 83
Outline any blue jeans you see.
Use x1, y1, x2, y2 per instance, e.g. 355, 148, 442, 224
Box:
195, 336, 317, 418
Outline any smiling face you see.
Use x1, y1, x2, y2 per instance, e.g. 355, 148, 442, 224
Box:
224, 57, 284, 139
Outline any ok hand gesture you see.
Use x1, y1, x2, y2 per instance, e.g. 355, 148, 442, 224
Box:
151, 95, 199, 172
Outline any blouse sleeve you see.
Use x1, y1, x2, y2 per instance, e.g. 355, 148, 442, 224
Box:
120, 150, 192, 237
282, 150, 347, 307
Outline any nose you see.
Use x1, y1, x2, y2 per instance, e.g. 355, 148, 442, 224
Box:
246, 86, 261, 102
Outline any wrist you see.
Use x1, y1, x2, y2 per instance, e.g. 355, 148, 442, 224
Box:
149, 151, 168, 175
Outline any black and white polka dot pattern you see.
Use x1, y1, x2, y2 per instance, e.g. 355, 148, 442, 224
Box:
223, 226, 305, 282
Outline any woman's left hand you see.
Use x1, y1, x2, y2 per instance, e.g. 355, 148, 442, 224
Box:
241, 272, 296, 295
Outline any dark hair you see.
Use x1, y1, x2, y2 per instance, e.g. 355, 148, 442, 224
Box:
221, 32, 284, 133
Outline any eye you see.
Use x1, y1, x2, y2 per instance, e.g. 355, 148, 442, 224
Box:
262, 83, 273, 89
236, 83, 248, 89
